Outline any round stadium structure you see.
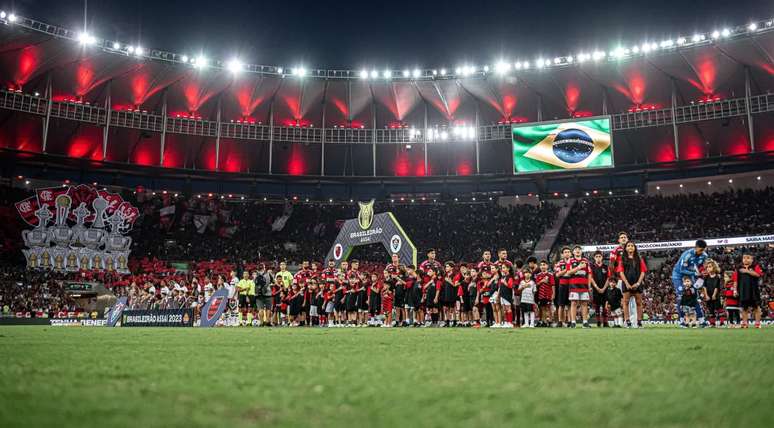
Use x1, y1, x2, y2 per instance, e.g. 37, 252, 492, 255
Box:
0, 11, 773, 199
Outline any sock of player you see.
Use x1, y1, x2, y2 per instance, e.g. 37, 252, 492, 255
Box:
529, 312, 535, 326
506, 312, 513, 324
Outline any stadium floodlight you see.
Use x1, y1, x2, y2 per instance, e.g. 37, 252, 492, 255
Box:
553, 57, 561, 64
440, 131, 448, 140
676, 37, 686, 45
535, 59, 545, 68
711, 30, 721, 39
439, 68, 446, 76
631, 46, 640, 53
494, 61, 510, 75
78, 32, 97, 45
134, 46, 144, 56
370, 69, 379, 79
112, 42, 121, 50
483, 65, 489, 72
180, 55, 188, 63
276, 67, 283, 74
127, 45, 136, 54
454, 67, 462, 75
650, 42, 659, 51
359, 69, 368, 79
192, 55, 207, 68
0, 11, 5, 19
566, 56, 573, 63
592, 51, 606, 61
412, 68, 421, 78
721, 28, 731, 37
748, 23, 758, 31
8, 13, 17, 22
522, 61, 530, 69
692, 34, 703, 42
402, 69, 410, 78
383, 69, 392, 79
641, 43, 651, 53
432, 69, 437, 76
293, 67, 307, 77
660, 39, 673, 48
577, 53, 588, 63
226, 58, 243, 74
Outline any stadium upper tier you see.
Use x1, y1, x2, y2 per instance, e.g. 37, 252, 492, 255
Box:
0, 12, 773, 179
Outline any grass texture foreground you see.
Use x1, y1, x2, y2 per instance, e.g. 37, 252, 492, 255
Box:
1, 326, 773, 428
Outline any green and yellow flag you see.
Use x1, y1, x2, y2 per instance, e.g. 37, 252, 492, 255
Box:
512, 117, 612, 173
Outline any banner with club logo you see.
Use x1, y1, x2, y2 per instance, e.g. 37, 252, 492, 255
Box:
325, 200, 416, 267
106, 297, 128, 327
16, 184, 138, 273
512, 116, 613, 174
199, 287, 230, 328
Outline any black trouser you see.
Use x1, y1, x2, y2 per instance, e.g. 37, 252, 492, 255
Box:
484, 303, 494, 326
726, 308, 741, 324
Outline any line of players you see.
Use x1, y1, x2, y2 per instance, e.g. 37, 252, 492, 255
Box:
225, 231, 765, 328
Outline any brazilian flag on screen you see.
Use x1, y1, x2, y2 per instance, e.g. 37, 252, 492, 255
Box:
512, 117, 613, 173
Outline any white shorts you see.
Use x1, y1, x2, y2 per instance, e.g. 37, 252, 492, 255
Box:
569, 292, 590, 301
611, 308, 623, 316
325, 302, 335, 313
309, 306, 319, 317
499, 297, 511, 306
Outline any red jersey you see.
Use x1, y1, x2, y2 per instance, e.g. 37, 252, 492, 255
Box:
347, 270, 362, 287
293, 268, 312, 285
723, 281, 739, 307
321, 268, 337, 283
385, 262, 401, 276
476, 260, 494, 275
535, 271, 555, 300
555, 259, 571, 286
608, 246, 625, 278
419, 259, 442, 275
494, 259, 514, 276
567, 257, 591, 293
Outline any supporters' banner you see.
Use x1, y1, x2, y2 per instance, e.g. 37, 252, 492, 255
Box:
271, 215, 290, 232
106, 297, 128, 327
581, 234, 774, 253
17, 184, 138, 273
512, 117, 613, 174
15, 196, 40, 226
325, 200, 417, 267
193, 214, 210, 234
121, 309, 194, 327
199, 287, 229, 328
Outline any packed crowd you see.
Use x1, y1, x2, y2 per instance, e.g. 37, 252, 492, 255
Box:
558, 188, 774, 245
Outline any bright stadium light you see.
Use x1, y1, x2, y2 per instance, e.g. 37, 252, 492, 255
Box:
370, 69, 379, 79
359, 69, 368, 79
553, 57, 561, 64
180, 55, 188, 63
566, 56, 573, 63
0, 11, 6, 19
692, 34, 703, 42
522, 61, 529, 69
676, 37, 686, 45
383, 69, 392, 79
226, 58, 243, 74
483, 65, 490, 72
631, 46, 640, 53
439, 68, 447, 76
748, 23, 758, 31
454, 67, 462, 75
8, 13, 17, 22
112, 42, 121, 50
192, 55, 208, 68
412, 68, 421, 78
293, 67, 307, 77
535, 59, 545, 68
431, 69, 438, 76
134, 46, 144, 56
277, 67, 283, 74
127, 45, 135, 54
592, 51, 606, 61
721, 28, 731, 37
402, 69, 410, 78
494, 61, 510, 75
78, 32, 96, 45
711, 30, 721, 39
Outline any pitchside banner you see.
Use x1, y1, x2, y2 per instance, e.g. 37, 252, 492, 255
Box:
325, 201, 417, 267
512, 116, 613, 174
122, 309, 194, 327
582, 234, 774, 253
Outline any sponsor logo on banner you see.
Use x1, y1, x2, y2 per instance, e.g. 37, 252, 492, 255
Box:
333, 243, 343, 260
199, 287, 230, 327
106, 297, 128, 327
390, 234, 402, 253
122, 309, 195, 327
581, 234, 774, 253
49, 319, 107, 327
357, 200, 375, 230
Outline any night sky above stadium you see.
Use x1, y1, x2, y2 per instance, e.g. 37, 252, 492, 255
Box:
11, 0, 772, 68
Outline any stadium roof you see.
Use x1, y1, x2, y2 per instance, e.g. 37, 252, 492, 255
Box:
0, 11, 773, 184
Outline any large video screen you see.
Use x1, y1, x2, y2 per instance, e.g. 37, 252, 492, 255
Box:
512, 116, 613, 174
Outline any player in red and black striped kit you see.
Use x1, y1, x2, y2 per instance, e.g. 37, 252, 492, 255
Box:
535, 260, 555, 327
554, 247, 572, 327
567, 246, 592, 328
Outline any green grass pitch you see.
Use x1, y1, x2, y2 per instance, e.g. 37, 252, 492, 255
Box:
1, 326, 773, 428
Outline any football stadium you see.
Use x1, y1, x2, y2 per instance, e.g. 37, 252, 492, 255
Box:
1, 0, 774, 426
